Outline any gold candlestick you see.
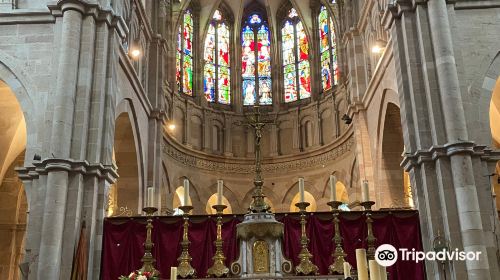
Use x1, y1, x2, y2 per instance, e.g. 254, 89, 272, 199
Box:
177, 205, 196, 278
139, 207, 160, 277
360, 201, 376, 260
327, 201, 347, 275
294, 202, 318, 276
207, 205, 229, 278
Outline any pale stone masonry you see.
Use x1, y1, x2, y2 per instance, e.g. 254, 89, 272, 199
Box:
0, 0, 498, 279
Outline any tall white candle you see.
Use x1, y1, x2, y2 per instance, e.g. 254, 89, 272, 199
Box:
217, 179, 223, 205
343, 262, 351, 278
147, 186, 154, 207
369, 260, 381, 280
299, 177, 305, 203
379, 265, 388, 280
183, 179, 190, 206
330, 175, 337, 202
355, 249, 369, 280
170, 267, 178, 280
362, 180, 369, 202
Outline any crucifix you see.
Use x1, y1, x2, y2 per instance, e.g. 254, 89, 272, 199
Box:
240, 105, 276, 213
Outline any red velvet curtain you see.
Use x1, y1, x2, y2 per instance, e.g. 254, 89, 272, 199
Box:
101, 211, 425, 280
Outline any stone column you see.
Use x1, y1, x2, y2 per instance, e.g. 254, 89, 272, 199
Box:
269, 124, 279, 157
386, 1, 500, 279
224, 115, 233, 156
38, 4, 83, 279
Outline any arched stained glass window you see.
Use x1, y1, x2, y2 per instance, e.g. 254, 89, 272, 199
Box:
282, 8, 311, 103
204, 10, 231, 104
242, 13, 272, 106
319, 5, 339, 91
176, 10, 194, 96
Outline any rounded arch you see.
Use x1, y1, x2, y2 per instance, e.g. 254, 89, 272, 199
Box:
289, 191, 317, 212
377, 102, 406, 208
0, 53, 36, 161
0, 79, 27, 279
489, 77, 500, 147
206, 194, 233, 214
111, 110, 142, 215
321, 171, 350, 203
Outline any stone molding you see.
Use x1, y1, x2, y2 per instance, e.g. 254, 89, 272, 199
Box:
164, 129, 355, 174
401, 142, 500, 171
47, 0, 129, 39
15, 158, 118, 183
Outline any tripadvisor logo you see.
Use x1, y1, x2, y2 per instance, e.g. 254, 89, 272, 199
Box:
375, 244, 398, 267
374, 244, 482, 267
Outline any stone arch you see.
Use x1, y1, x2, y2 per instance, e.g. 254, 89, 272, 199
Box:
190, 114, 203, 150
300, 115, 315, 149
176, 176, 203, 214
489, 77, 500, 209
377, 102, 405, 208
211, 119, 224, 154
0, 54, 36, 160
320, 108, 335, 144
110, 110, 142, 215
281, 179, 319, 210
203, 181, 242, 213
206, 194, 233, 214
336, 98, 348, 134
173, 106, 186, 143
278, 119, 294, 155
0, 79, 28, 279
321, 171, 350, 203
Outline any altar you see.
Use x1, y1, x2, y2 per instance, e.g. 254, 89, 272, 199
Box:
101, 210, 424, 280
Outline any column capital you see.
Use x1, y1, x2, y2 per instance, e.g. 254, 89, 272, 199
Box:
15, 158, 118, 184
401, 142, 500, 171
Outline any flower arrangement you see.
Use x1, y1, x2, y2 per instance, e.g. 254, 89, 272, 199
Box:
119, 270, 159, 280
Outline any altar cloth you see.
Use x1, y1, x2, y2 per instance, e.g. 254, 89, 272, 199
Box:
101, 210, 424, 280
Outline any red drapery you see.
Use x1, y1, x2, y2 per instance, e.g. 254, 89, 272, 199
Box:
101, 211, 425, 280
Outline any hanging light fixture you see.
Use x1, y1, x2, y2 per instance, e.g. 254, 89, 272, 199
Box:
371, 39, 387, 54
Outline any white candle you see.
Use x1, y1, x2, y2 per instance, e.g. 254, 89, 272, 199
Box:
379, 265, 388, 280
299, 177, 305, 203
343, 262, 351, 278
183, 179, 190, 206
147, 186, 154, 207
369, 260, 381, 280
330, 175, 337, 202
217, 179, 223, 205
355, 249, 369, 280
362, 180, 369, 202
171, 267, 177, 280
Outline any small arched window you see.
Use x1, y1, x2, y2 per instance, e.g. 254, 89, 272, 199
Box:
318, 5, 339, 91
204, 10, 231, 104
176, 9, 194, 96
241, 13, 272, 106
282, 8, 311, 103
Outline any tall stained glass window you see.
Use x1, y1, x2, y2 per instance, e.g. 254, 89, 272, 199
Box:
282, 8, 311, 103
318, 5, 339, 91
204, 10, 231, 104
241, 13, 272, 105
176, 10, 194, 96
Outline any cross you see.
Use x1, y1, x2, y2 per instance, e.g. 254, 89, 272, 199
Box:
238, 106, 276, 213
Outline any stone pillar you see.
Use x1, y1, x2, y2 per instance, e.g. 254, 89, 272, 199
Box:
269, 124, 278, 157
38, 4, 83, 279
385, 1, 500, 279
224, 115, 233, 156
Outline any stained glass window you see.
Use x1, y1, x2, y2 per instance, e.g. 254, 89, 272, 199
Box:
318, 5, 339, 92
203, 10, 231, 104
177, 10, 194, 96
242, 14, 272, 105
282, 8, 311, 103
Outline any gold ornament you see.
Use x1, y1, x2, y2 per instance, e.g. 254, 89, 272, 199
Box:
361, 201, 377, 260
207, 205, 230, 278
294, 202, 318, 276
327, 201, 347, 275
138, 207, 160, 277
177, 205, 196, 278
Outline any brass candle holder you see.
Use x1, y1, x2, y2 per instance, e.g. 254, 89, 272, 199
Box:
294, 201, 319, 276
207, 204, 229, 278
139, 207, 160, 277
327, 201, 347, 275
177, 205, 196, 278
360, 201, 376, 260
